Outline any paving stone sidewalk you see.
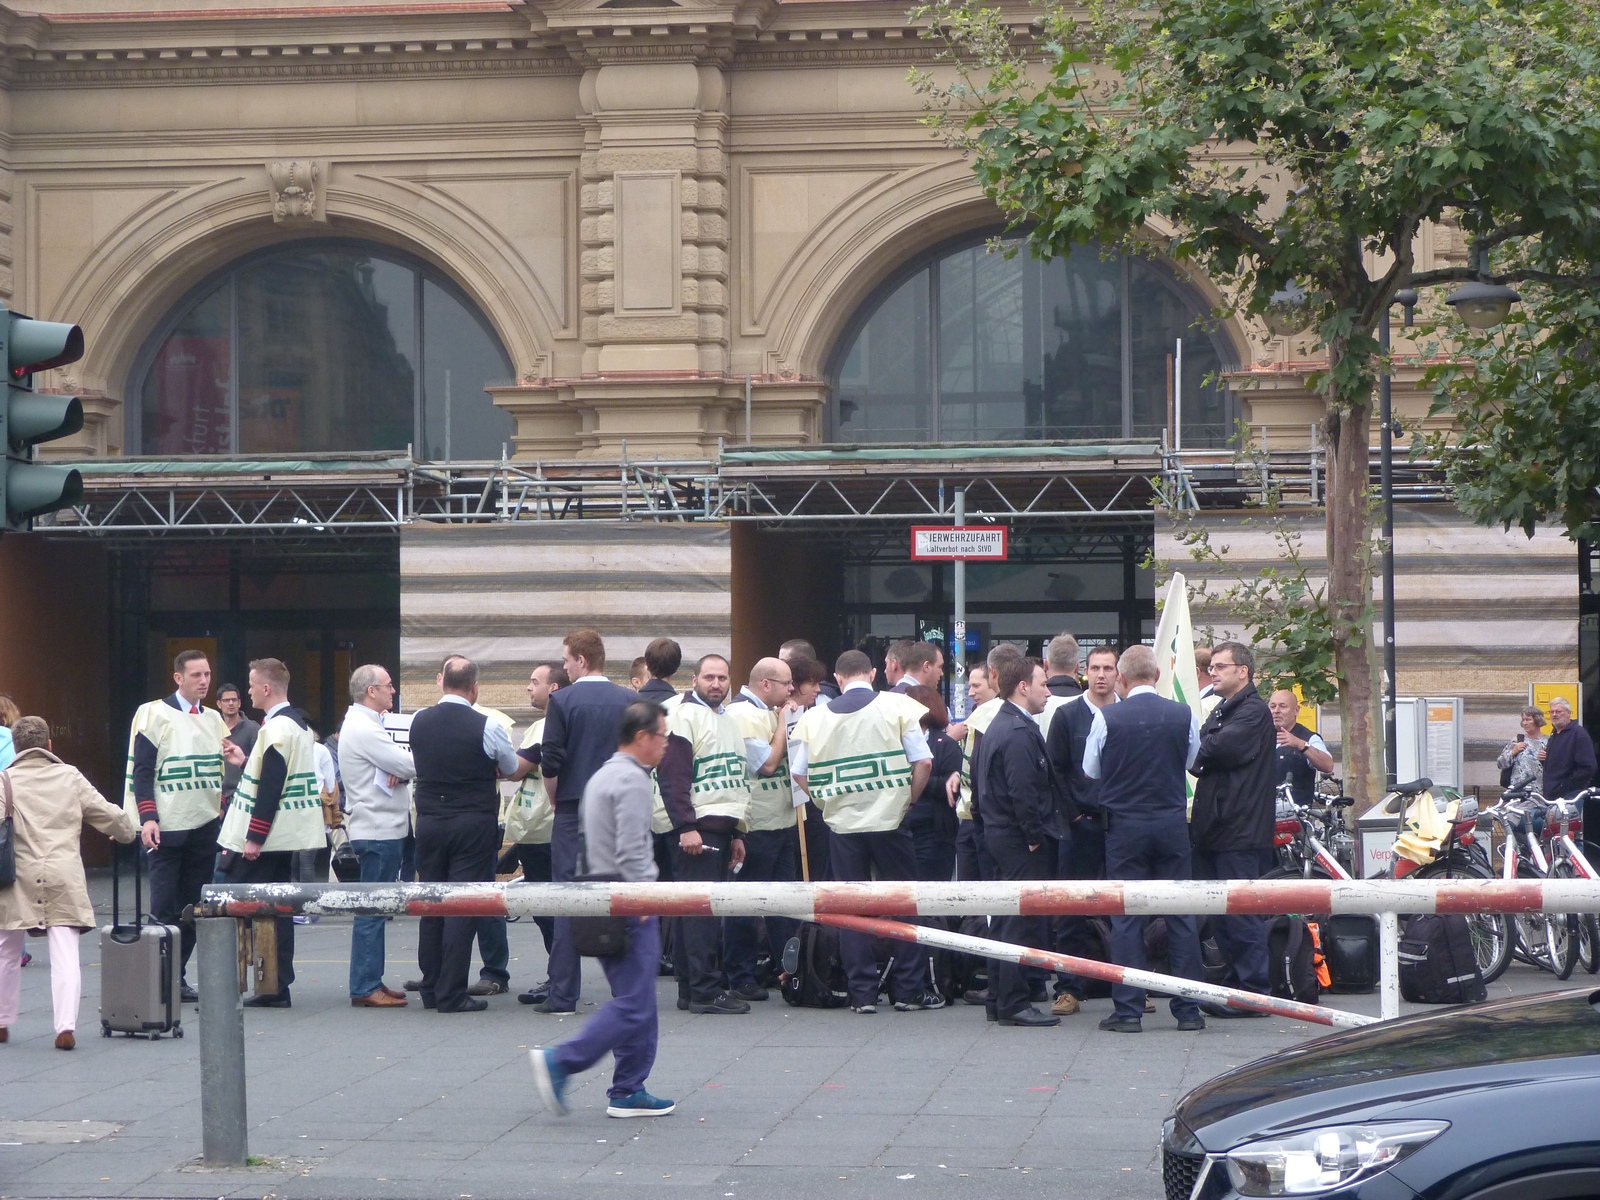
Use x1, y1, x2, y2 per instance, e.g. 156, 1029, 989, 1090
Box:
0, 873, 1564, 1200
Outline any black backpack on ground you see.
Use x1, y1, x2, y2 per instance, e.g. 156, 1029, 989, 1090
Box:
780, 924, 849, 1009
1268, 915, 1322, 1004
1398, 914, 1487, 1004
1322, 914, 1380, 994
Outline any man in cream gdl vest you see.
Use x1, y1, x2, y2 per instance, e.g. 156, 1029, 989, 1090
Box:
125, 648, 246, 1003
724, 657, 801, 1002
217, 657, 323, 1008
658, 654, 752, 1016
792, 649, 943, 1014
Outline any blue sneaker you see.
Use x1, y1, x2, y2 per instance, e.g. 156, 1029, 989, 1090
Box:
529, 1047, 569, 1117
605, 1090, 676, 1118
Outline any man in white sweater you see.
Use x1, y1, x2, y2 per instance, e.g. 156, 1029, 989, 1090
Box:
338, 664, 418, 1008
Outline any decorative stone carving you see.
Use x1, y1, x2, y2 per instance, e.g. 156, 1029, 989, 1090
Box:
267, 160, 324, 223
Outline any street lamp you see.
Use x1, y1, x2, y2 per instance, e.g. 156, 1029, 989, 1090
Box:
1379, 288, 1417, 788
1380, 266, 1516, 786
1445, 251, 1521, 330
1264, 281, 1311, 338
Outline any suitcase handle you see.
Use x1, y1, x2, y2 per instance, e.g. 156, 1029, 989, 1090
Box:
111, 837, 147, 935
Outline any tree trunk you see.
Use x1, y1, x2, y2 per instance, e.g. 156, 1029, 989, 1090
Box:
1322, 344, 1386, 812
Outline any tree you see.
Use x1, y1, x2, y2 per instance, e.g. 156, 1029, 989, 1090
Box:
1427, 289, 1600, 543
912, 0, 1600, 806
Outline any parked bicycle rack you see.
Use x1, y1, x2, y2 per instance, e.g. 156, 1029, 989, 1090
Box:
193, 877, 1600, 1166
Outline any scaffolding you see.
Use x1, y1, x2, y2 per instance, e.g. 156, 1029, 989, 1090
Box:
30, 439, 1446, 544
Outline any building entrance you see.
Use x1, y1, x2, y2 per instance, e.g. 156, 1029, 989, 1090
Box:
111, 539, 399, 738
730, 520, 1153, 698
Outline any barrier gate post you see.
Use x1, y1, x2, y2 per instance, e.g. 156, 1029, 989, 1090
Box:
198, 916, 248, 1166
1378, 910, 1400, 1022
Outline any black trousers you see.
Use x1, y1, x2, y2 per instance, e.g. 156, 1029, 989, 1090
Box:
1193, 848, 1271, 993
830, 827, 930, 1006
546, 807, 583, 1010
955, 818, 995, 882
1103, 814, 1202, 1023
902, 801, 957, 882
146, 816, 221, 980
671, 831, 733, 1004
986, 830, 1055, 1018
1053, 811, 1106, 999
513, 842, 555, 956
800, 800, 830, 881
723, 826, 801, 989
218, 847, 295, 996
415, 812, 500, 1011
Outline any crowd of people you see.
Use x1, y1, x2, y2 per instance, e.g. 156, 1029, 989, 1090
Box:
10, 627, 1588, 1112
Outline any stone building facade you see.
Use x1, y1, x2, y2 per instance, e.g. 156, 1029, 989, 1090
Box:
0, 0, 1583, 802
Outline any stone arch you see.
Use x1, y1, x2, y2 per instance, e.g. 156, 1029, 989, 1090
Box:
755, 159, 1249, 382
52, 168, 563, 405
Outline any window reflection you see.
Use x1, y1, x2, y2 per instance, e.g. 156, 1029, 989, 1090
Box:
832, 236, 1234, 446
138, 243, 513, 459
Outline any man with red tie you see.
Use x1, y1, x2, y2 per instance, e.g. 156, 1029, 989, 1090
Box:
123, 649, 245, 1003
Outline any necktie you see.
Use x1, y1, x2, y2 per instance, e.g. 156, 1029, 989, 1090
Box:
190, 705, 200, 715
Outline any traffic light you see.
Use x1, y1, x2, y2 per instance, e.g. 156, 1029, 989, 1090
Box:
1, 304, 84, 531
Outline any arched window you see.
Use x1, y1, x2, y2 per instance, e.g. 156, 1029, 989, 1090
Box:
132, 240, 514, 459
830, 234, 1238, 446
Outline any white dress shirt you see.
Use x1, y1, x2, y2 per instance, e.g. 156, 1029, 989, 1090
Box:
1081, 685, 1201, 779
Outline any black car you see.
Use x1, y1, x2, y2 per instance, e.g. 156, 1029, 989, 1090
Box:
1163, 988, 1600, 1200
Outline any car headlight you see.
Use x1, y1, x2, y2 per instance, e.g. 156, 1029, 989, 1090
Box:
1225, 1120, 1448, 1196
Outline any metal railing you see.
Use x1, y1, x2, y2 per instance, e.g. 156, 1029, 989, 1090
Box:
190, 876, 1600, 1166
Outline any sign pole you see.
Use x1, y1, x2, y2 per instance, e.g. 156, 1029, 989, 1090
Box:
952, 488, 967, 720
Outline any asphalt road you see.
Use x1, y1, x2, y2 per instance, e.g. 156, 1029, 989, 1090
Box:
0, 872, 1579, 1200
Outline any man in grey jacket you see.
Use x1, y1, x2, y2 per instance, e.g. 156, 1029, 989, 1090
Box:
530, 702, 676, 1119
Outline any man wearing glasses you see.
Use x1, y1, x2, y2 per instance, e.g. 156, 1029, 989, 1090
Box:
1189, 641, 1277, 1016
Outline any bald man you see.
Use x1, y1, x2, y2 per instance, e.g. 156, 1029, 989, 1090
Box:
1268, 689, 1333, 809
723, 658, 801, 1000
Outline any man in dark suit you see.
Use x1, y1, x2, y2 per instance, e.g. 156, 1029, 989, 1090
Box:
975, 655, 1064, 1027
1044, 643, 1119, 1016
537, 629, 640, 1014
1083, 644, 1204, 1033
409, 655, 518, 1014
1189, 640, 1277, 1014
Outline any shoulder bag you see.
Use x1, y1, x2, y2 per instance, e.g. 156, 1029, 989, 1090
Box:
0, 770, 16, 889
569, 786, 632, 958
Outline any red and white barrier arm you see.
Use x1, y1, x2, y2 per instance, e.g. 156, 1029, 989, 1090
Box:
818, 914, 1376, 1030
195, 876, 1600, 919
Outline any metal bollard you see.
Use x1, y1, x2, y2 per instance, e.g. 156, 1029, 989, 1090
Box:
198, 917, 248, 1166
1378, 910, 1400, 1022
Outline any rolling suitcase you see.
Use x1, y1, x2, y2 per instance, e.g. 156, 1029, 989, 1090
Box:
99, 842, 183, 1039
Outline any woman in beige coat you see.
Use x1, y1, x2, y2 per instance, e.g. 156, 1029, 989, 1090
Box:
0, 715, 137, 1049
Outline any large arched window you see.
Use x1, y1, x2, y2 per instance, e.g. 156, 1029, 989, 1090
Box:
830, 234, 1238, 446
132, 240, 514, 459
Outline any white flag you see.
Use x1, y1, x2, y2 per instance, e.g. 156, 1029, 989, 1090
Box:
1154, 572, 1205, 810
1154, 571, 1204, 720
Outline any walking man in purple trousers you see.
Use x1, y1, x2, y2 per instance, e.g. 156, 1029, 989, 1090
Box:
530, 701, 675, 1119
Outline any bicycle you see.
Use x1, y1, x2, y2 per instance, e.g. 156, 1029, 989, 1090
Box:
1541, 788, 1600, 976
1481, 788, 1575, 980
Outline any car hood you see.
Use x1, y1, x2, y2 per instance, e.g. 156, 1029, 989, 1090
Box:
1173, 988, 1600, 1152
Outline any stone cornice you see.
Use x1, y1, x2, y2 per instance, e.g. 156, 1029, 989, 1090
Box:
16, 46, 578, 87
0, 0, 1023, 83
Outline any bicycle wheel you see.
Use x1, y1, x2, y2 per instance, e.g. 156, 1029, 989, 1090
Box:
1547, 862, 1580, 980
1415, 858, 1513, 984
1583, 915, 1600, 975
